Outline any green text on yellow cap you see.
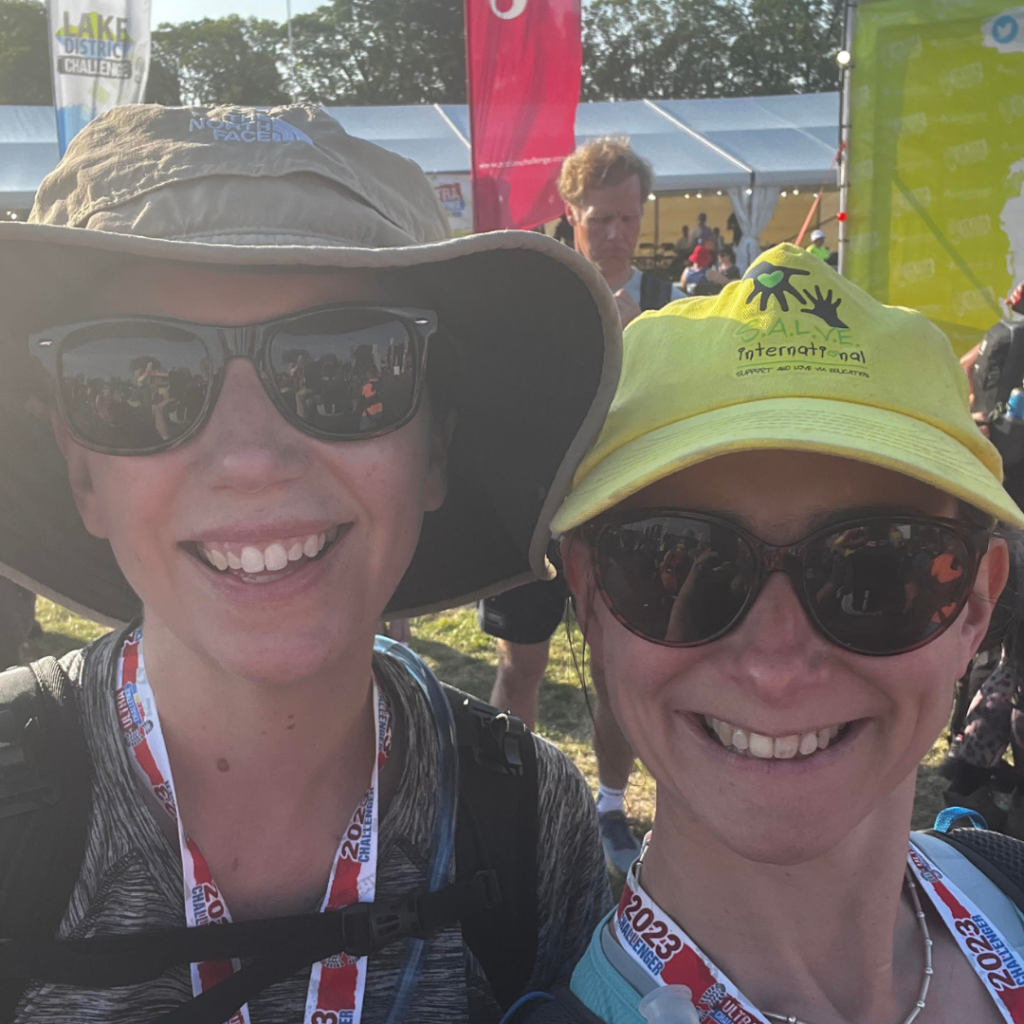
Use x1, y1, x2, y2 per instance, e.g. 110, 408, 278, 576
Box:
551, 243, 1024, 533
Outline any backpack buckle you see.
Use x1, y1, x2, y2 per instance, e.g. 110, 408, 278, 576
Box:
488, 713, 526, 774
338, 894, 425, 958
458, 695, 528, 777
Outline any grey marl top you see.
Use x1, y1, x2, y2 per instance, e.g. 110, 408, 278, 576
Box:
13, 628, 611, 1024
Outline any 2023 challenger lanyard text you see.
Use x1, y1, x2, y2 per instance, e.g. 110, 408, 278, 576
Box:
614, 839, 1024, 1024
116, 628, 392, 1024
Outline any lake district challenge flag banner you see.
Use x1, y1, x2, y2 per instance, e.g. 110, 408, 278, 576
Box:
465, 0, 581, 231
47, 0, 152, 155
846, 0, 1024, 354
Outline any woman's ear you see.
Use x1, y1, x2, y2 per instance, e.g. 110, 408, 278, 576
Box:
957, 536, 1010, 675
52, 415, 110, 540
561, 532, 597, 637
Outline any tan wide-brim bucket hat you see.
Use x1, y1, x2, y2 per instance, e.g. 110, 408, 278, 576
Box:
0, 103, 622, 625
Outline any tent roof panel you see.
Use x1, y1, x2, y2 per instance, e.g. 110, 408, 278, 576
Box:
0, 105, 58, 145
323, 104, 469, 173
575, 100, 751, 189
0, 108, 60, 209
0, 94, 840, 206
701, 128, 836, 185
655, 93, 839, 186
437, 104, 471, 141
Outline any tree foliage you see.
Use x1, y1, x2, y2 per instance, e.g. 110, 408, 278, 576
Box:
149, 15, 289, 106
0, 0, 841, 107
0, 0, 51, 104
287, 0, 465, 105
582, 0, 842, 100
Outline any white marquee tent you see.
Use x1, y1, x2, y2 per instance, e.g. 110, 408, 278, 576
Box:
1, 92, 839, 214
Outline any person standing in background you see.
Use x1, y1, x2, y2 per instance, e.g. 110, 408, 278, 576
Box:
559, 137, 680, 330
478, 138, 683, 876
807, 228, 830, 260
691, 211, 713, 248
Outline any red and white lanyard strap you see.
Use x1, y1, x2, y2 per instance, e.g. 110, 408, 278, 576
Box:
614, 838, 1024, 1024
908, 842, 1024, 1024
115, 628, 393, 1024
614, 850, 771, 1024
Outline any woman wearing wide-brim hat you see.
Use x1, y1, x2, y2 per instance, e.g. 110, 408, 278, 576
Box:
0, 103, 620, 1024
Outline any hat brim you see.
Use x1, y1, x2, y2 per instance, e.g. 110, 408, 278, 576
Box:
551, 396, 1024, 534
0, 223, 621, 623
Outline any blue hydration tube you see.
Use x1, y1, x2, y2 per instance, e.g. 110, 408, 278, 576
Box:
374, 635, 460, 1023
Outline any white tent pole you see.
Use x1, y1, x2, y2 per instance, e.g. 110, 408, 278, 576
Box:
643, 99, 753, 181
286, 0, 295, 102
837, 0, 857, 275
434, 104, 471, 150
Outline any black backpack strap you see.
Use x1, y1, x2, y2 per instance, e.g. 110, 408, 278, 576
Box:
926, 826, 1024, 911
446, 685, 540, 1010
502, 987, 605, 1024
639, 271, 673, 312
0, 666, 537, 1020
0, 656, 92, 1022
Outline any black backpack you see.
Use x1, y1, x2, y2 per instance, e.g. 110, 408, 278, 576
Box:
639, 272, 673, 312
973, 321, 1024, 484
506, 824, 1024, 1024
0, 652, 540, 1023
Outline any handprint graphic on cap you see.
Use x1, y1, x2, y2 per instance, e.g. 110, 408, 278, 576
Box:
800, 285, 849, 329
744, 261, 811, 313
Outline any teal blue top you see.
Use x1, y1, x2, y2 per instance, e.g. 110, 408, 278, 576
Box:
569, 912, 645, 1024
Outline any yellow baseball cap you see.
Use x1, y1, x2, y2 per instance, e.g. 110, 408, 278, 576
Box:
552, 242, 1024, 533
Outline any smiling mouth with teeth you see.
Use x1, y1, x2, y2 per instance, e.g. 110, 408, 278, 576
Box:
194, 526, 342, 580
702, 714, 852, 760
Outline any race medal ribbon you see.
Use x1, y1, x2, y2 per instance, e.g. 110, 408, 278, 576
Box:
614, 851, 770, 1024
115, 628, 392, 1024
908, 842, 1024, 1024
615, 839, 1024, 1024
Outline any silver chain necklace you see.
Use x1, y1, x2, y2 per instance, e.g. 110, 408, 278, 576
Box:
763, 867, 933, 1024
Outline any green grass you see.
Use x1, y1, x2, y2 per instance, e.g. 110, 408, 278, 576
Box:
23, 598, 950, 834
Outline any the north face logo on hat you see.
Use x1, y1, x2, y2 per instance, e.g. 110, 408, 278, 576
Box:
188, 109, 313, 144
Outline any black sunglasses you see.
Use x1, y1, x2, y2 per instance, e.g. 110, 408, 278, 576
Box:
580, 510, 992, 656
29, 303, 436, 455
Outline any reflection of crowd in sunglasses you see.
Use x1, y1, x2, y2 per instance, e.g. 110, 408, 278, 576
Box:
619, 527, 745, 644
814, 525, 966, 633
65, 357, 210, 444
64, 334, 419, 446
274, 340, 414, 433
610, 520, 970, 646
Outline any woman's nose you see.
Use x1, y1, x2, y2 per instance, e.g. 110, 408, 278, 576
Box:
728, 573, 830, 702
196, 359, 307, 492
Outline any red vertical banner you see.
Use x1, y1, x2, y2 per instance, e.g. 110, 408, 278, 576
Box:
465, 0, 581, 231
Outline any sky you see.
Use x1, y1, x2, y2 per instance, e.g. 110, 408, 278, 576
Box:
150, 0, 321, 26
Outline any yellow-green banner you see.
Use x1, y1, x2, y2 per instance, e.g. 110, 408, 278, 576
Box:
846, 0, 1024, 353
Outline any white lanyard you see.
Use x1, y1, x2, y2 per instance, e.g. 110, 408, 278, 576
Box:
614, 839, 1024, 1024
908, 843, 1024, 1023
115, 627, 391, 1024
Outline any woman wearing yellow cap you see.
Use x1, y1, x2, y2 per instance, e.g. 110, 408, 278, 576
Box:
509, 243, 1024, 1024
